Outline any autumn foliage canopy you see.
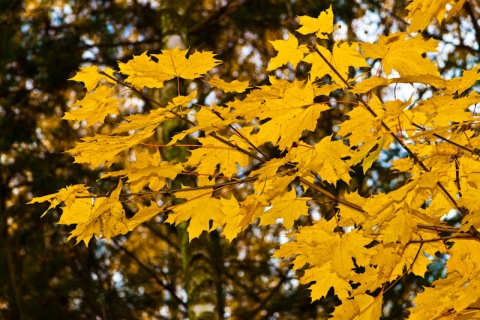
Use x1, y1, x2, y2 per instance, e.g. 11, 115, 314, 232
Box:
30, 1, 480, 318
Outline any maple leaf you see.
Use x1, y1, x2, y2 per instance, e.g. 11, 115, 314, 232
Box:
401, 241, 445, 277
276, 219, 373, 302
448, 241, 480, 279
126, 202, 163, 231
238, 79, 330, 150
219, 196, 243, 242
190, 103, 232, 135
347, 136, 385, 173
118, 51, 175, 89
167, 89, 198, 110
67, 125, 156, 168
151, 47, 221, 80
297, 5, 335, 39
288, 135, 352, 184
412, 94, 476, 127
112, 108, 168, 134
381, 206, 421, 244
60, 181, 128, 246
301, 263, 352, 301
361, 32, 440, 77
69, 65, 116, 91
304, 42, 368, 88
208, 76, 249, 93
267, 32, 309, 70
167, 189, 226, 240
331, 293, 382, 320
406, 0, 452, 32
249, 102, 329, 151
337, 191, 368, 227
259, 189, 310, 230
277, 219, 372, 278
185, 135, 250, 177
443, 64, 480, 95
337, 102, 379, 146
410, 273, 480, 319
101, 150, 183, 193
29, 184, 92, 218
63, 85, 120, 128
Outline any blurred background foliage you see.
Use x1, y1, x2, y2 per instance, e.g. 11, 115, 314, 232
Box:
0, 0, 479, 319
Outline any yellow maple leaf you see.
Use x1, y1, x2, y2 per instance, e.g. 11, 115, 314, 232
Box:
442, 64, 480, 95
381, 206, 419, 244
220, 196, 243, 242
238, 79, 329, 150
277, 219, 372, 277
151, 47, 221, 80
448, 240, 480, 278
406, 0, 453, 32
233, 194, 268, 236
167, 189, 225, 240
337, 104, 378, 146
61, 181, 128, 246
410, 273, 480, 319
297, 5, 335, 39
58, 198, 95, 225
332, 294, 382, 320
112, 109, 168, 134
190, 103, 232, 136
167, 89, 198, 110
28, 184, 91, 216
63, 85, 120, 128
118, 51, 175, 89
208, 76, 250, 93
301, 263, 352, 301
337, 191, 369, 227
186, 135, 250, 177
305, 42, 367, 88
248, 102, 330, 150
412, 94, 475, 127
402, 241, 445, 277
68, 125, 156, 168
352, 246, 404, 293
69, 65, 116, 91
259, 189, 310, 229
361, 32, 440, 77
101, 150, 183, 193
289, 135, 352, 184
267, 31, 309, 70
118, 49, 216, 88
126, 202, 162, 231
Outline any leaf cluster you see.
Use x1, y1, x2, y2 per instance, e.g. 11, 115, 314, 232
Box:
30, 2, 480, 318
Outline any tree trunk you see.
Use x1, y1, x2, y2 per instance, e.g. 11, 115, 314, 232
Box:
178, 223, 224, 320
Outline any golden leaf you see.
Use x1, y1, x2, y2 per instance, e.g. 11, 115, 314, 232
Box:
297, 5, 335, 39
267, 32, 309, 70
